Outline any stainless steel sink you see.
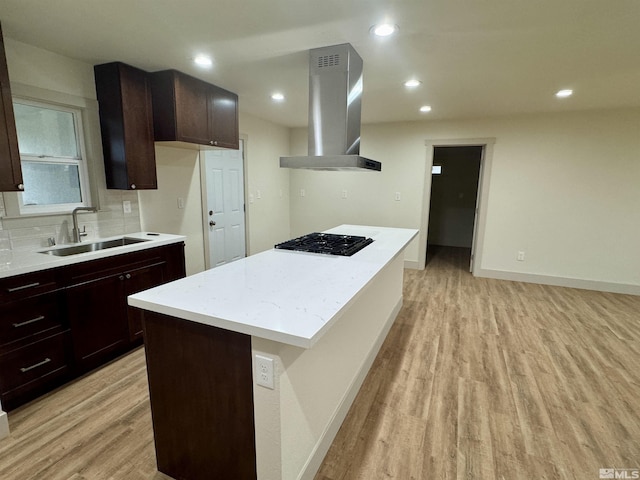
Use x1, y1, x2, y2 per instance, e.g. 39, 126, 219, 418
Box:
41, 237, 149, 256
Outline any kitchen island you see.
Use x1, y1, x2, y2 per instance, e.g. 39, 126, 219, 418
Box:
128, 225, 417, 480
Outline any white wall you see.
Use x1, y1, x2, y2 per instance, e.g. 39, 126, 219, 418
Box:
139, 146, 205, 276
289, 127, 424, 262
290, 108, 640, 290
4, 38, 97, 99
241, 113, 291, 254
139, 112, 291, 274
0, 38, 140, 250
4, 36, 639, 293
2, 36, 291, 270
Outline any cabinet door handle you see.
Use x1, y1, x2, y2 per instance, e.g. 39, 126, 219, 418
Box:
7, 282, 40, 293
20, 358, 51, 373
125, 273, 131, 279
13, 315, 45, 328
119, 275, 125, 281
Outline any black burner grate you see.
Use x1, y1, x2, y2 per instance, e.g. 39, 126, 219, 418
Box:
275, 232, 373, 256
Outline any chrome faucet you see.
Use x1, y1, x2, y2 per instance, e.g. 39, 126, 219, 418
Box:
72, 207, 97, 243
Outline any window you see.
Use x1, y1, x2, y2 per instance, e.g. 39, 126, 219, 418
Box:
12, 99, 92, 214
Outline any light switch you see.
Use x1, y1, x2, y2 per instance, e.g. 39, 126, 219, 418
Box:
123, 200, 131, 214
177, 197, 185, 209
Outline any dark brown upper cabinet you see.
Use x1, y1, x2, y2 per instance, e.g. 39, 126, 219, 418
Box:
0, 23, 24, 192
94, 62, 157, 190
151, 70, 239, 150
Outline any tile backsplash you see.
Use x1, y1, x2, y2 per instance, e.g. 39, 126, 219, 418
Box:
0, 191, 141, 252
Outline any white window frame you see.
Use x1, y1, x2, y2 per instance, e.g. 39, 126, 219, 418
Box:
13, 97, 93, 215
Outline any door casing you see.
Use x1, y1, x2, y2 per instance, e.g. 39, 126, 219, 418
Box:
200, 138, 248, 270
419, 137, 496, 273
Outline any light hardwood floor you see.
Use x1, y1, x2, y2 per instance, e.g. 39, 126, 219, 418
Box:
1, 246, 639, 479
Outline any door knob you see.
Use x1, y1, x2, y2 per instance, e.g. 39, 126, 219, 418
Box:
209, 221, 216, 226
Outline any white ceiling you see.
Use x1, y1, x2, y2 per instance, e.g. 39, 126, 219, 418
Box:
1, 0, 639, 127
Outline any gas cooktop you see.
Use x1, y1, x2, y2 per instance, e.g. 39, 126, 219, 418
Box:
275, 232, 374, 257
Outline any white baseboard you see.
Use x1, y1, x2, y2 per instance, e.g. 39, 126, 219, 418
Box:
298, 296, 403, 480
404, 260, 421, 270
475, 268, 640, 296
0, 410, 9, 440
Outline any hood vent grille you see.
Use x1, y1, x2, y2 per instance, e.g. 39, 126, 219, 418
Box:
318, 53, 340, 68
280, 43, 382, 172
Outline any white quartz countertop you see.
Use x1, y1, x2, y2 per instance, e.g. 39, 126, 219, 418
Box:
0, 232, 186, 279
128, 225, 418, 348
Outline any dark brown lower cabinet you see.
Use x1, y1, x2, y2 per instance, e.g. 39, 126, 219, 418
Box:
66, 271, 130, 371
0, 332, 72, 410
0, 242, 185, 410
125, 260, 168, 342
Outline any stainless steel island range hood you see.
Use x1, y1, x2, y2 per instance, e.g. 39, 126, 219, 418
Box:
280, 43, 381, 172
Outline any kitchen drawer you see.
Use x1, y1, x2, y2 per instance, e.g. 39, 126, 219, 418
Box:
0, 269, 58, 304
0, 331, 71, 398
62, 247, 165, 287
0, 291, 66, 350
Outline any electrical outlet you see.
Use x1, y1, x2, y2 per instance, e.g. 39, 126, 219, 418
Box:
255, 354, 274, 389
300, 189, 306, 197
342, 189, 348, 199
122, 201, 131, 214
517, 251, 525, 261
395, 192, 401, 201
256, 190, 262, 199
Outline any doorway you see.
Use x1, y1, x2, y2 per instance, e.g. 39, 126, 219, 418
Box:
202, 140, 247, 269
418, 138, 496, 274
427, 146, 482, 271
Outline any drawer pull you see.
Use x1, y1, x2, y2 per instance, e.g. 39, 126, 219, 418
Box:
20, 358, 52, 373
13, 315, 46, 328
7, 282, 40, 293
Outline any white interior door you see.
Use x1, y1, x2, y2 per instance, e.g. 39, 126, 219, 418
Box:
203, 141, 246, 268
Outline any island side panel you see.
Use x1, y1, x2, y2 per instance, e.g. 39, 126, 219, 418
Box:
142, 311, 257, 480
252, 253, 406, 480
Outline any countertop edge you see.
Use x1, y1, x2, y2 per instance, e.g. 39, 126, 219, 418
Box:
129, 226, 418, 349
0, 233, 186, 279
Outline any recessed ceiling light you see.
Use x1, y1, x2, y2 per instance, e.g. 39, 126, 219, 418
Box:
404, 79, 421, 88
271, 93, 285, 102
420, 105, 432, 113
371, 23, 398, 37
555, 89, 573, 98
193, 55, 213, 68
